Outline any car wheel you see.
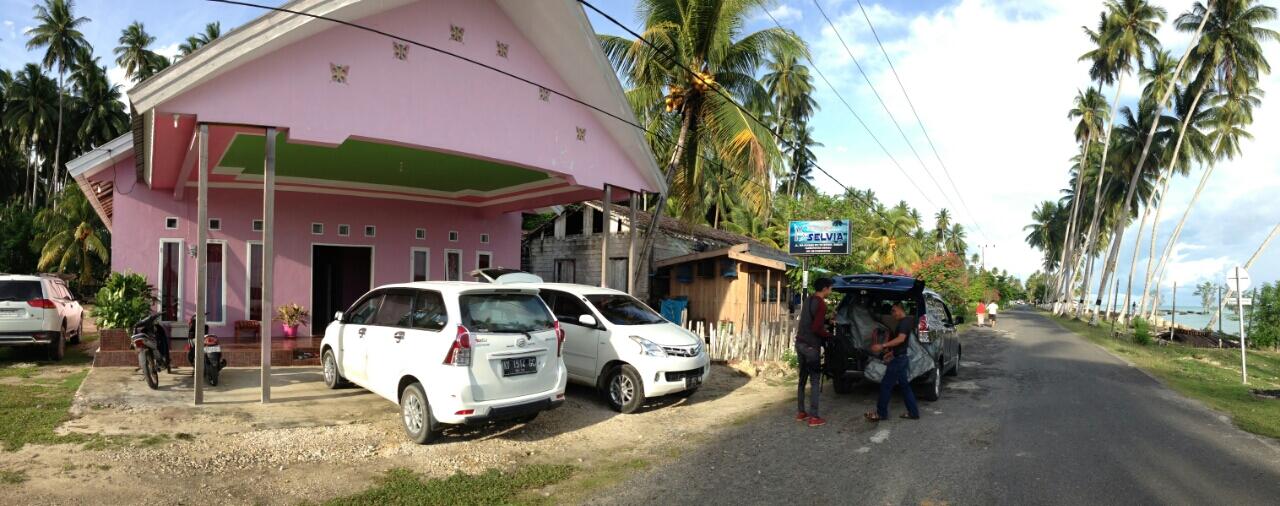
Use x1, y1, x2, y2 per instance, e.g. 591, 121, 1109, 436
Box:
832, 375, 856, 394
47, 326, 66, 362
606, 364, 645, 414
400, 382, 440, 444
322, 349, 347, 389
919, 362, 942, 402
68, 322, 81, 345
946, 347, 960, 377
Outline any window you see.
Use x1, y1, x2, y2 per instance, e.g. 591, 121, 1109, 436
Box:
459, 293, 555, 333
480, 233, 490, 244
411, 290, 447, 331
252, 219, 263, 232
410, 248, 430, 282
346, 293, 383, 325
591, 209, 605, 233
606, 258, 628, 292
554, 259, 576, 283
164, 217, 179, 230
585, 294, 666, 325
159, 240, 183, 321
208, 218, 221, 231
697, 259, 715, 279
477, 251, 492, 270
311, 223, 324, 235
415, 228, 426, 240
544, 290, 593, 326
373, 290, 414, 327
448, 231, 459, 242
445, 249, 462, 281
206, 242, 226, 324
0, 281, 43, 301
364, 225, 376, 237
337, 224, 350, 237
247, 242, 264, 321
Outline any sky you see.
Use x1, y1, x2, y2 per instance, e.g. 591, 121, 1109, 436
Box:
1, 0, 1277, 306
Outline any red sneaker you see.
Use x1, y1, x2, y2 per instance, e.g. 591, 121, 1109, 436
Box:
795, 411, 810, 422
808, 416, 827, 427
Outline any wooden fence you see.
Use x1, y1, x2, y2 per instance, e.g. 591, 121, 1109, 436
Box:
684, 316, 797, 362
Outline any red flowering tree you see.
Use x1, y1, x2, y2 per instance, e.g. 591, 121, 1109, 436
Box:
912, 253, 969, 311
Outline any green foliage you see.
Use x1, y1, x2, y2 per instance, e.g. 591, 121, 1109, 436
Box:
1249, 283, 1279, 349
912, 253, 969, 310
323, 465, 574, 506
1132, 316, 1152, 345
0, 201, 38, 274
33, 185, 109, 289
91, 271, 155, 330
781, 348, 797, 371
274, 303, 310, 327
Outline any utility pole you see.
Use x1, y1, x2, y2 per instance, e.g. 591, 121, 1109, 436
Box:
979, 244, 995, 271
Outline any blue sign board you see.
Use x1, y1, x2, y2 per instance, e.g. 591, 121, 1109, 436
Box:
788, 220, 851, 255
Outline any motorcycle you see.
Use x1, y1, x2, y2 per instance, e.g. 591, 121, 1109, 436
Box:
186, 313, 226, 387
131, 313, 171, 390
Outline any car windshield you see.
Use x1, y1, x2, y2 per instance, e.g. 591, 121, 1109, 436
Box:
459, 293, 555, 333
0, 281, 42, 302
585, 294, 667, 325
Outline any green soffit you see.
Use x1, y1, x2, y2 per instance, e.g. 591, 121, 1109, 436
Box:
217, 134, 550, 192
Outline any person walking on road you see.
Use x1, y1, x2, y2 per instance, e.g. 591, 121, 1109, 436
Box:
795, 278, 833, 427
987, 300, 999, 328
865, 302, 920, 422
976, 299, 987, 327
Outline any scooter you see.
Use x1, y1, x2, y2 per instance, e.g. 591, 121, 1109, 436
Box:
186, 313, 226, 386
131, 313, 170, 390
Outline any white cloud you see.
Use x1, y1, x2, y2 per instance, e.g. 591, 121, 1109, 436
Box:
107, 42, 184, 104
1163, 243, 1234, 288
757, 4, 803, 23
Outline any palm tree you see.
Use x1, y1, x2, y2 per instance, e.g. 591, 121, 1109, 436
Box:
598, 0, 807, 224
4, 64, 58, 207
71, 52, 128, 148
1056, 87, 1109, 311
177, 22, 222, 59
1074, 0, 1165, 319
115, 21, 161, 82
946, 223, 967, 257
1025, 201, 1065, 272
34, 186, 108, 283
25, 0, 90, 194
862, 205, 920, 273
1146, 0, 1279, 318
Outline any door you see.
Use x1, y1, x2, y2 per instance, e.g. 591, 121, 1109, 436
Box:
365, 289, 415, 400
542, 290, 601, 382
924, 296, 951, 366
372, 289, 450, 400
458, 291, 560, 401
313, 245, 373, 330
53, 281, 81, 332
339, 291, 382, 385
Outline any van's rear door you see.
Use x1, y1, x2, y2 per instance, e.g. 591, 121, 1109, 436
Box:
0, 280, 46, 334
458, 289, 560, 401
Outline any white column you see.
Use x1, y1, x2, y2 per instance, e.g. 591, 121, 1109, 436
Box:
601, 185, 612, 288
628, 192, 638, 296
261, 127, 277, 403
194, 124, 208, 405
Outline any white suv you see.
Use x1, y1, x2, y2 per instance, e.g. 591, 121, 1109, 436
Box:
528, 284, 709, 413
0, 275, 84, 361
320, 282, 567, 444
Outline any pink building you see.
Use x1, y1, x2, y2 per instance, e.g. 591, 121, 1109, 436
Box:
68, 0, 663, 338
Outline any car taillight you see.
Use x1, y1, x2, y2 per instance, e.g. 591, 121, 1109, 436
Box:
918, 315, 929, 333
203, 335, 219, 346
132, 337, 146, 349
444, 325, 472, 366
27, 298, 55, 309
455, 409, 475, 416
554, 321, 565, 357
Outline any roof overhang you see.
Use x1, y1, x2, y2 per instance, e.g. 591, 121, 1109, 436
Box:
655, 244, 788, 271
67, 134, 133, 232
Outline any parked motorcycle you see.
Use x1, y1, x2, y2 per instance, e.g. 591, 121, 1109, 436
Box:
131, 313, 171, 390
186, 313, 226, 386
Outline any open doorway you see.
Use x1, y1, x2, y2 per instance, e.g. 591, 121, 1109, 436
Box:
312, 245, 373, 331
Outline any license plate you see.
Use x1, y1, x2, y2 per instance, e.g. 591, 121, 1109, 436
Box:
686, 374, 702, 388
0, 308, 21, 318
204, 346, 221, 353
502, 357, 537, 377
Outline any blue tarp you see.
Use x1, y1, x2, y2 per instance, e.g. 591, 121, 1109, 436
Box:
660, 297, 689, 324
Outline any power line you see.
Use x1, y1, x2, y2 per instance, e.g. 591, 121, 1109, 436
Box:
760, 7, 937, 210
853, 0, 990, 242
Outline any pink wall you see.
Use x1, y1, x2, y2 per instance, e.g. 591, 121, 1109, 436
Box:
155, 0, 654, 195
102, 160, 520, 337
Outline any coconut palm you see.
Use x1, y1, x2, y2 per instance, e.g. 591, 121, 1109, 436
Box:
4, 64, 59, 207
115, 21, 166, 82
946, 223, 967, 257
1073, 0, 1165, 318
933, 208, 952, 253
71, 51, 128, 149
34, 185, 107, 283
1056, 87, 1109, 310
863, 205, 921, 273
177, 22, 222, 58
25, 0, 91, 194
598, 0, 807, 224
1025, 201, 1065, 272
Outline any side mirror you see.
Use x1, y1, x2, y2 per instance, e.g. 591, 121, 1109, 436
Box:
333, 311, 344, 324
955, 315, 965, 324
578, 314, 598, 327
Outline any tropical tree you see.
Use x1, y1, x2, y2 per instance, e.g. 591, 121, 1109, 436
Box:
4, 64, 58, 207
34, 185, 108, 285
1025, 200, 1065, 272
933, 208, 952, 252
177, 21, 222, 58
862, 204, 921, 273
25, 0, 90, 193
946, 223, 967, 256
71, 51, 128, 148
598, 0, 807, 224
114, 21, 168, 82
1056, 86, 1109, 310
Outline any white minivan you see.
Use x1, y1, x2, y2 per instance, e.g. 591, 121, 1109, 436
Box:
320, 282, 567, 444
529, 283, 709, 413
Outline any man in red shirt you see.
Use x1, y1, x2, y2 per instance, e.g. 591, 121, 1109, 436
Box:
796, 278, 834, 427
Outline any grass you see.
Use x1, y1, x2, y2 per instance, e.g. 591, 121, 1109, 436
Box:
1047, 313, 1280, 440
0, 469, 26, 485
321, 465, 574, 506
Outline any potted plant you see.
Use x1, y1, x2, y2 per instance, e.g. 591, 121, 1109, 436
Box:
92, 272, 157, 351
275, 303, 310, 338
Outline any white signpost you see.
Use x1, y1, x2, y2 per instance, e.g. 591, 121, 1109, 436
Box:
1226, 266, 1251, 384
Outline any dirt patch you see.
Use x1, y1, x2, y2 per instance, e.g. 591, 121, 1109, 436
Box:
1, 364, 788, 505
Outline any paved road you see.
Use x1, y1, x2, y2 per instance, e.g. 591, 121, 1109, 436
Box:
589, 308, 1280, 505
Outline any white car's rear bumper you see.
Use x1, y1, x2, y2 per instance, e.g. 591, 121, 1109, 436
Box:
430, 364, 569, 425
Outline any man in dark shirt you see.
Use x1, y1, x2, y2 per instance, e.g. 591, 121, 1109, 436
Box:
866, 302, 920, 422
795, 278, 833, 427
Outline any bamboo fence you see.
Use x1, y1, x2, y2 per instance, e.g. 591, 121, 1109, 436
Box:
684, 316, 797, 362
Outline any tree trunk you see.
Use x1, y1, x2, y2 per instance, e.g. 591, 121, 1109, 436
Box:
54, 69, 65, 200
1120, 190, 1155, 322
1055, 131, 1093, 314
633, 95, 701, 290
1147, 163, 1215, 318
1139, 174, 1172, 318
1207, 222, 1280, 329
1076, 73, 1125, 319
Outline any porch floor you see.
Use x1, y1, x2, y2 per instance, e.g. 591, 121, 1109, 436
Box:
95, 334, 323, 367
